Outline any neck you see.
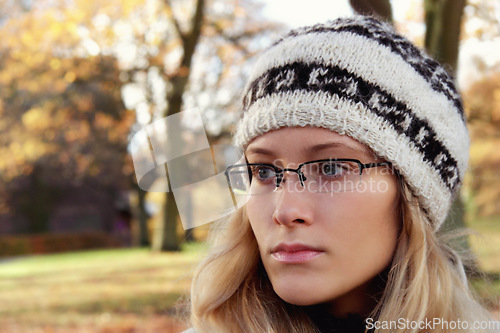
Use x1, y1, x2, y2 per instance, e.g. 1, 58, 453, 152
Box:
328, 269, 388, 317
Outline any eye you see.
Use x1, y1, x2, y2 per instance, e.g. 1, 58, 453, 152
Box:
319, 162, 346, 177
252, 165, 276, 182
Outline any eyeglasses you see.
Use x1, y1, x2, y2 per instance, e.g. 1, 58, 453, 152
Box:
225, 159, 392, 195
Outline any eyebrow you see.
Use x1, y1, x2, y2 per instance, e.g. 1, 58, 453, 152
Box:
245, 146, 276, 156
307, 142, 366, 154
246, 142, 367, 156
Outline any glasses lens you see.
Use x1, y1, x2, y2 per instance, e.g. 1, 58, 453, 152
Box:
227, 164, 278, 195
302, 160, 361, 192
227, 165, 251, 194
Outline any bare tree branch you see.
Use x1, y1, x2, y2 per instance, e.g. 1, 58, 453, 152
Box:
181, 0, 205, 68
207, 21, 282, 57
164, 0, 186, 44
153, 0, 206, 251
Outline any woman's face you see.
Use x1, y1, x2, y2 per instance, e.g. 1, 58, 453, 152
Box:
245, 127, 400, 316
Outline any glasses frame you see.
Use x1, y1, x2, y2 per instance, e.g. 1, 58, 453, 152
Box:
225, 158, 392, 194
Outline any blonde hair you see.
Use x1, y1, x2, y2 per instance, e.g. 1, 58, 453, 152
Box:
189, 181, 496, 332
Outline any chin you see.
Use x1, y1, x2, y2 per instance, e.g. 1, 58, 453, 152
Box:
276, 290, 328, 306
272, 281, 330, 306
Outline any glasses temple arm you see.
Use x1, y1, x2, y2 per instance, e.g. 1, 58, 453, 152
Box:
361, 162, 392, 169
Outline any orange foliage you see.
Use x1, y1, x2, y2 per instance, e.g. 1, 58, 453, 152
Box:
464, 70, 500, 217
0, 0, 136, 223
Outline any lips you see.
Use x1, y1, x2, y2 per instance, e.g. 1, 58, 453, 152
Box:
270, 243, 324, 264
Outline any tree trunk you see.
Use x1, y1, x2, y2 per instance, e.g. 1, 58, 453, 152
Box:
349, 0, 393, 22
135, 187, 150, 247
152, 0, 205, 252
424, 0, 466, 74
23, 165, 56, 234
152, 190, 180, 251
152, 116, 182, 252
184, 192, 196, 242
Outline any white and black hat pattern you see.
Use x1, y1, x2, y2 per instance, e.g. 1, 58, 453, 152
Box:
233, 16, 469, 230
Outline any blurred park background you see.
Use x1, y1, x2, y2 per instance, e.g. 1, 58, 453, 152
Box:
0, 0, 499, 332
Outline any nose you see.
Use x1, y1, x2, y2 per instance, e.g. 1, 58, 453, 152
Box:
275, 168, 305, 190
272, 183, 314, 226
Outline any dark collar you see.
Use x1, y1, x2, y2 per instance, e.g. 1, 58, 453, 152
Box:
305, 306, 372, 333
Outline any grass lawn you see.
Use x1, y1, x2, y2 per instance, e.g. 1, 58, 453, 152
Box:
467, 216, 500, 315
1, 219, 499, 333
0, 243, 206, 333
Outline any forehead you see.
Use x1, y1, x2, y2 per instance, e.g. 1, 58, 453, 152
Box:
245, 127, 373, 159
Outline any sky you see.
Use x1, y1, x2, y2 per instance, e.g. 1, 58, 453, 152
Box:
261, 0, 412, 28
262, 0, 353, 27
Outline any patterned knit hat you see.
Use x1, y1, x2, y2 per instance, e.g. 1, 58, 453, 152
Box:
233, 16, 469, 230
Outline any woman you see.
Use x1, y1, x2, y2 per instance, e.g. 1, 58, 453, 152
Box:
186, 16, 498, 332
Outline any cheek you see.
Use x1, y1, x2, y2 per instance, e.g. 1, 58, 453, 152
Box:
333, 174, 398, 222
321, 182, 400, 266
246, 197, 273, 242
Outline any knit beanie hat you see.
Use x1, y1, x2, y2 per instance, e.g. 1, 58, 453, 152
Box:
233, 16, 469, 230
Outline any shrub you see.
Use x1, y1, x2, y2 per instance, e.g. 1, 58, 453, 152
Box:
0, 231, 121, 257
